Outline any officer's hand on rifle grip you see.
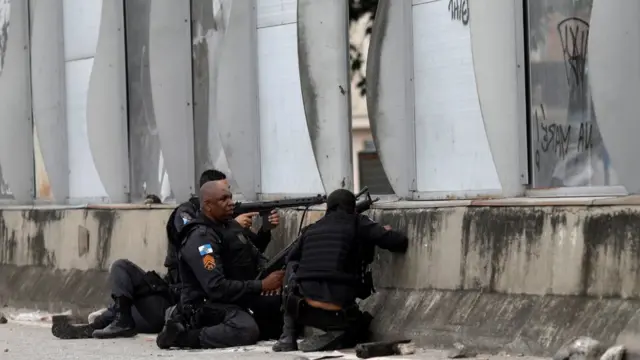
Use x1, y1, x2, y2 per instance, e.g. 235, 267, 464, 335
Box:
261, 270, 285, 291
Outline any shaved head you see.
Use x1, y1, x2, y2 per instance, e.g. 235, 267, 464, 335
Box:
200, 180, 234, 221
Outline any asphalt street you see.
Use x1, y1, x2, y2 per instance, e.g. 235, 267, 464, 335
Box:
0, 321, 542, 360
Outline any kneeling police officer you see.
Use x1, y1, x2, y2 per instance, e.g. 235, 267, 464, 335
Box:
273, 189, 409, 352
156, 180, 284, 349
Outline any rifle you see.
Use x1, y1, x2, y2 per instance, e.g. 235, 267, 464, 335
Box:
233, 194, 327, 231
256, 187, 379, 280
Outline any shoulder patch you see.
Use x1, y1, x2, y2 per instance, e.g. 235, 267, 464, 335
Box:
180, 212, 193, 225
198, 243, 213, 256
202, 254, 216, 271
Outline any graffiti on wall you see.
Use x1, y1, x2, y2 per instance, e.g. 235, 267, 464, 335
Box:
528, 0, 617, 187
448, 0, 469, 26
533, 104, 594, 171
558, 17, 589, 90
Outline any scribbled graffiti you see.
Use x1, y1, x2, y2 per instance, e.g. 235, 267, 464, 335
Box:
558, 17, 589, 92
448, 0, 469, 26
534, 104, 593, 171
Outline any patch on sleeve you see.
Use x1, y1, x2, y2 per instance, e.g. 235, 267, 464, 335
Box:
198, 244, 213, 256
202, 254, 216, 271
180, 212, 193, 225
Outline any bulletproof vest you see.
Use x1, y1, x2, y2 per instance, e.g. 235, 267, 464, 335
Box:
295, 211, 361, 284
164, 197, 199, 285
178, 217, 263, 281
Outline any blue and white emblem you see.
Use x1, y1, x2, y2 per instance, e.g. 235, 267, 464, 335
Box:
198, 244, 213, 256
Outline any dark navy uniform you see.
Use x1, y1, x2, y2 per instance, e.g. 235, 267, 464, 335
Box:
276, 209, 408, 352
173, 213, 281, 349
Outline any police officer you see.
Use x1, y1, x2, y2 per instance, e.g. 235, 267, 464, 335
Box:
156, 180, 285, 349
52, 170, 277, 340
272, 189, 409, 352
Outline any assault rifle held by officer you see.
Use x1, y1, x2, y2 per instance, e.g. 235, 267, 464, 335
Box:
234, 194, 327, 231
256, 187, 379, 280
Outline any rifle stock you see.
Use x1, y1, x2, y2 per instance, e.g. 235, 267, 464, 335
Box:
256, 188, 379, 279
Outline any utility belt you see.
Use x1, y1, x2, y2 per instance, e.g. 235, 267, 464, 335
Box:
179, 300, 236, 330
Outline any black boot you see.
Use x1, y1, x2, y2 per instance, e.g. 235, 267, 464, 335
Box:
156, 319, 201, 349
51, 314, 111, 340
92, 297, 137, 339
272, 313, 298, 352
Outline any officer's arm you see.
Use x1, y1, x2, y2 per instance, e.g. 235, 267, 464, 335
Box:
357, 214, 408, 253
181, 230, 263, 303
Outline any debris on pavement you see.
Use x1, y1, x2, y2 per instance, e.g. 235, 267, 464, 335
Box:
355, 339, 414, 359
552, 337, 607, 360
447, 342, 478, 359
599, 345, 626, 360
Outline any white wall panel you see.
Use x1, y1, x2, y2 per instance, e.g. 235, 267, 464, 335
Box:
589, 0, 640, 193
65, 58, 107, 199
62, 0, 101, 61
257, 0, 296, 28
469, 0, 527, 196
257, 23, 323, 195
412, 1, 500, 193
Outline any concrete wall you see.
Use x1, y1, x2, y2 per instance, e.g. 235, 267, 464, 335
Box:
2, 203, 640, 354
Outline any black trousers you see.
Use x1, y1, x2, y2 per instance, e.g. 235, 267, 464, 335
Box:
189, 293, 282, 349
283, 262, 366, 334
248, 294, 283, 340
104, 259, 173, 333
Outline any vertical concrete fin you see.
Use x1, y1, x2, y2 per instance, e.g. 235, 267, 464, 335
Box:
214, 1, 260, 200
31, 0, 68, 202
0, 0, 34, 202
469, 0, 526, 196
86, 0, 129, 203
365, 0, 415, 198
297, 0, 353, 193
148, 0, 195, 200
588, 0, 640, 193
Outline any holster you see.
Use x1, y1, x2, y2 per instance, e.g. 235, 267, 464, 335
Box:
188, 302, 229, 329
135, 271, 171, 299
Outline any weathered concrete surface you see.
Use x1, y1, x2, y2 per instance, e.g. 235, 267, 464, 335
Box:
2, 202, 640, 355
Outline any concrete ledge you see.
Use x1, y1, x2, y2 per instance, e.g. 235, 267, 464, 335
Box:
2, 204, 640, 355
363, 289, 640, 356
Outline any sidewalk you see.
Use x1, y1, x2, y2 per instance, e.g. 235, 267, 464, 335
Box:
0, 320, 543, 360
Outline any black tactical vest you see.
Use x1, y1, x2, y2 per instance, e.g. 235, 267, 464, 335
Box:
294, 211, 361, 284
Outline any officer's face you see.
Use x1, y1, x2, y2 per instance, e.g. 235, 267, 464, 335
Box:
205, 187, 234, 221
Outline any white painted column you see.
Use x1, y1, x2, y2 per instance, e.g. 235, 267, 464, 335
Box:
31, 0, 68, 202
298, 0, 353, 193
0, 0, 34, 202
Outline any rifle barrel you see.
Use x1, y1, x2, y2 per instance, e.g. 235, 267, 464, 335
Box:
355, 186, 369, 198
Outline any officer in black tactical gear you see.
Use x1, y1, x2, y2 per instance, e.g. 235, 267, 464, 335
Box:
52, 170, 276, 340
272, 189, 408, 353
156, 180, 285, 349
